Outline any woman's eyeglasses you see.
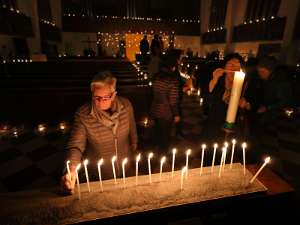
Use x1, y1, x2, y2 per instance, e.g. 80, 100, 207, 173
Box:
93, 93, 114, 102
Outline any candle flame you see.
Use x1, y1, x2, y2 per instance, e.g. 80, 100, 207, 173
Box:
265, 157, 271, 164
84, 159, 88, 165
161, 156, 166, 163
232, 139, 236, 144
186, 149, 191, 155
136, 153, 141, 162
172, 148, 177, 154
76, 163, 81, 171
214, 143, 218, 148
66, 160, 70, 164
112, 155, 117, 162
242, 142, 247, 149
224, 142, 229, 148
98, 158, 103, 166
201, 144, 206, 149
148, 152, 153, 159
122, 158, 128, 166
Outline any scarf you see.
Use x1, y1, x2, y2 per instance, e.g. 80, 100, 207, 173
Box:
90, 98, 123, 136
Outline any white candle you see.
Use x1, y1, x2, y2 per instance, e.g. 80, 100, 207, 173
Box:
242, 142, 247, 175
219, 147, 226, 177
223, 142, 229, 171
200, 144, 206, 176
225, 71, 246, 124
136, 153, 141, 185
97, 158, 104, 192
148, 152, 154, 183
66, 160, 71, 178
211, 143, 218, 173
171, 148, 177, 178
250, 157, 271, 183
111, 155, 117, 184
122, 158, 128, 186
160, 156, 166, 180
75, 163, 81, 200
230, 139, 236, 169
83, 159, 90, 192
185, 149, 191, 177
181, 166, 187, 190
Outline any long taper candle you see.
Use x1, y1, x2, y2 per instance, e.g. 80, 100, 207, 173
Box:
211, 143, 218, 173
66, 160, 71, 178
136, 153, 141, 185
230, 139, 236, 169
148, 152, 154, 183
250, 157, 271, 183
171, 148, 177, 178
219, 147, 226, 177
122, 158, 128, 186
83, 159, 90, 192
160, 156, 166, 180
242, 142, 247, 175
185, 149, 191, 177
75, 163, 81, 200
111, 155, 117, 184
97, 158, 104, 192
181, 166, 187, 190
200, 144, 206, 175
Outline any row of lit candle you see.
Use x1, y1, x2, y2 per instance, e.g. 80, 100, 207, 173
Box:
1, 59, 33, 63
68, 140, 271, 200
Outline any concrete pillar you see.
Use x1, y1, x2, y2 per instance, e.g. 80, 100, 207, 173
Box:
18, 0, 41, 55
199, 0, 211, 56
278, 0, 300, 64
224, 0, 248, 54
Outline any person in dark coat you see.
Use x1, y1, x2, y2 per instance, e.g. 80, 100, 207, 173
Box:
140, 35, 149, 55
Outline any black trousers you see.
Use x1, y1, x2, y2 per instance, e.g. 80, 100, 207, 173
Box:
155, 118, 173, 155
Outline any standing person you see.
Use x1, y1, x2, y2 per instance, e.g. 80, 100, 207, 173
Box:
151, 53, 180, 154
140, 35, 149, 55
61, 71, 138, 194
150, 34, 161, 55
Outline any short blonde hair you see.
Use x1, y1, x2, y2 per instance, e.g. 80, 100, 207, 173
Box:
90, 71, 117, 92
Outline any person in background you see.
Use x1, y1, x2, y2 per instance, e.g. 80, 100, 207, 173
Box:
140, 35, 149, 56
151, 53, 180, 154
150, 34, 161, 55
254, 56, 292, 177
61, 71, 137, 194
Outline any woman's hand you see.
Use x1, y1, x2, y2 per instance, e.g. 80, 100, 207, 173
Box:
212, 68, 225, 80
60, 171, 76, 194
239, 98, 251, 110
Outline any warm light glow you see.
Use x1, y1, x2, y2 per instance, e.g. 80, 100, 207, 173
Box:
76, 163, 81, 171
186, 149, 191, 155
122, 158, 128, 166
224, 142, 229, 148
37, 124, 46, 132
242, 142, 247, 149
202, 144, 206, 149
232, 139, 236, 144
112, 155, 117, 162
214, 143, 218, 148
265, 157, 271, 164
172, 148, 177, 154
148, 152, 153, 159
161, 156, 166, 164
136, 153, 141, 162
84, 159, 88, 166
98, 158, 104, 166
